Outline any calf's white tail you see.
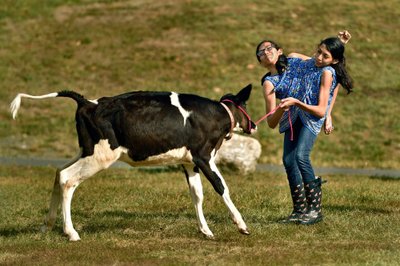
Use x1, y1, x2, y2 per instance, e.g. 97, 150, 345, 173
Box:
10, 92, 58, 119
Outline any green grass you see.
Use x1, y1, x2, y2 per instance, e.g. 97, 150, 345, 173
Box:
1, 2, 399, 265
0, 0, 399, 169
0, 165, 399, 265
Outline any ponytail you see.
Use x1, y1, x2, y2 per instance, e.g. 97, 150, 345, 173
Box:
332, 58, 353, 94
276, 54, 288, 75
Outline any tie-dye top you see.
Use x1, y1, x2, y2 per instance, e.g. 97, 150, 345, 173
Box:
262, 57, 338, 136
261, 57, 305, 100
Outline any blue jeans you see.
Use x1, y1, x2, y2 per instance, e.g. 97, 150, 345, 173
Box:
283, 119, 317, 188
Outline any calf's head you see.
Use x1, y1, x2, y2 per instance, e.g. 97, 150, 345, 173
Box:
220, 84, 257, 134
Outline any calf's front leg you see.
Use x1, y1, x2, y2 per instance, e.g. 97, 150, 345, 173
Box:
193, 153, 249, 235
183, 165, 214, 238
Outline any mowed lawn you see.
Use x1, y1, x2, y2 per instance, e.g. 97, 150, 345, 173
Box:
1, 0, 399, 169
0, 0, 399, 265
1, 165, 399, 265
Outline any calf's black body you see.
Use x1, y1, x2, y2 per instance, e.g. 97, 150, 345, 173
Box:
10, 84, 255, 240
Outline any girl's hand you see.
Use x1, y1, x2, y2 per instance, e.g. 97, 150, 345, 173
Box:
279, 97, 299, 111
338, 30, 351, 44
324, 115, 334, 135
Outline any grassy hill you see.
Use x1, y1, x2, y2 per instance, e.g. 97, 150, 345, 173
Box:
1, 0, 399, 169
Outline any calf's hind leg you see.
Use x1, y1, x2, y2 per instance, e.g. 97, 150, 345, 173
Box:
60, 140, 124, 241
59, 157, 114, 241
41, 170, 61, 233
42, 152, 82, 233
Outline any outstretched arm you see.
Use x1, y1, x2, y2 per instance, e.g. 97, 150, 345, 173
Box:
323, 30, 351, 134
289, 30, 351, 61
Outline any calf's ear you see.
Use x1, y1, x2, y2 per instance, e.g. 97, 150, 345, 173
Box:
236, 84, 252, 102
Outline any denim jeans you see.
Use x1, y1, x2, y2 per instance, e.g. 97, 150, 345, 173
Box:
282, 118, 317, 188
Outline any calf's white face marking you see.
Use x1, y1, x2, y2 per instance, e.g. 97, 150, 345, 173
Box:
170, 92, 192, 126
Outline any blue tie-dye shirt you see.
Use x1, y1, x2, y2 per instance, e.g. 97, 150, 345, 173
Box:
262, 57, 338, 135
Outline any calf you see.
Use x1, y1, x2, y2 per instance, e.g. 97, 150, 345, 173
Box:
10, 84, 256, 241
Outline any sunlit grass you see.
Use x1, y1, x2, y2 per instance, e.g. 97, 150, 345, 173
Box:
0, 0, 399, 169
0, 2, 399, 265
1, 165, 399, 265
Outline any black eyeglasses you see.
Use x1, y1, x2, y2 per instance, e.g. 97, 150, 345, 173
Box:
257, 46, 275, 57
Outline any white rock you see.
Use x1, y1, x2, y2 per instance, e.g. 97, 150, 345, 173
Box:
216, 134, 261, 174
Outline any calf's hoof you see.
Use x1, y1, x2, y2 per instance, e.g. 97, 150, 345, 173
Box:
239, 228, 250, 235
65, 230, 81, 242
202, 232, 215, 240
68, 234, 81, 242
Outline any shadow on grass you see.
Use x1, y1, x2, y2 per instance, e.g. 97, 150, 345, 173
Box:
0, 226, 40, 237
79, 209, 207, 233
369, 175, 400, 181
136, 165, 183, 174
1, 203, 394, 239
0, 212, 194, 239
325, 204, 392, 214
0, 208, 238, 238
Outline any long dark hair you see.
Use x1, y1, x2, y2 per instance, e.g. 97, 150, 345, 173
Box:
320, 37, 353, 94
256, 40, 288, 75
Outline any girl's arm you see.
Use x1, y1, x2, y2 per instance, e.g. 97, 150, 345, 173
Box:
279, 70, 333, 118
324, 85, 339, 134
288, 52, 311, 60
262, 81, 285, 129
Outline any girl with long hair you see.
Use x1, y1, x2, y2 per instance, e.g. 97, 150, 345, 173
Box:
257, 31, 353, 224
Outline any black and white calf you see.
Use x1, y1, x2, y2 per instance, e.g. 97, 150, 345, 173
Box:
10, 84, 256, 241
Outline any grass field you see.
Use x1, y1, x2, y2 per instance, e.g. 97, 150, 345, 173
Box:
1, 165, 399, 265
0, 1, 399, 265
0, 0, 399, 169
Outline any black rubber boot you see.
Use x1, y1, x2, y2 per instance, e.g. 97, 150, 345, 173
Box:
280, 183, 308, 224
300, 177, 323, 225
